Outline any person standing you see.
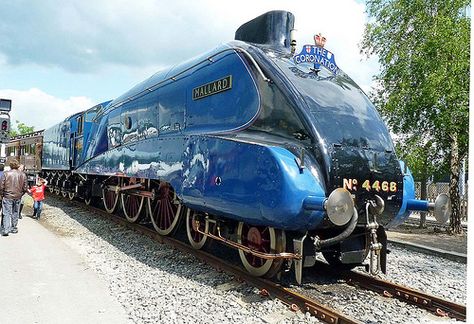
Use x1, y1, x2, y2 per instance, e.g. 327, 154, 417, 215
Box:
0, 159, 28, 236
29, 178, 48, 220
18, 164, 26, 219
0, 164, 4, 219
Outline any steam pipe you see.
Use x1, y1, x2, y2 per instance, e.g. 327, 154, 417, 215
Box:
314, 207, 358, 250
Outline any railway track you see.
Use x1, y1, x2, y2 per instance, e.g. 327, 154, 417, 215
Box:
403, 216, 468, 232
50, 195, 466, 323
73, 199, 360, 324
311, 262, 466, 321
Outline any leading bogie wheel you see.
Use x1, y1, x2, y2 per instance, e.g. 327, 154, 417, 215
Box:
237, 222, 286, 278
147, 182, 183, 236
186, 209, 212, 250
84, 196, 92, 205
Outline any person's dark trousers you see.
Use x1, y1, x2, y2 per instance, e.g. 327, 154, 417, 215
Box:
19, 202, 24, 219
33, 200, 44, 220
2, 198, 21, 235
0, 202, 4, 233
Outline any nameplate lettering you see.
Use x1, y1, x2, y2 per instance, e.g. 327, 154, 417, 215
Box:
192, 75, 232, 100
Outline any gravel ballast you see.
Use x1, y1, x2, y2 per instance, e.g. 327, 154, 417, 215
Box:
35, 198, 466, 323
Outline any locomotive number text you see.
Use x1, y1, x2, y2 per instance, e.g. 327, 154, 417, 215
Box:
343, 178, 397, 193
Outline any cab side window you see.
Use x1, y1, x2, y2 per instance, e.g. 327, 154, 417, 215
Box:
76, 115, 84, 136
107, 108, 122, 148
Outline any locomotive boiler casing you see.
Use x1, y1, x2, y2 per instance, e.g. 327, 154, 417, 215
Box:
74, 45, 330, 231
33, 10, 451, 283
60, 10, 420, 233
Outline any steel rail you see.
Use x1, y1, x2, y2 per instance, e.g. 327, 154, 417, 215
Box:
63, 198, 360, 324
312, 261, 466, 321
52, 195, 465, 322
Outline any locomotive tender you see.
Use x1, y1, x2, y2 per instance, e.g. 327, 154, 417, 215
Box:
36, 11, 449, 283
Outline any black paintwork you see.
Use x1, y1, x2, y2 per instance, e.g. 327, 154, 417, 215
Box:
235, 11, 295, 48
329, 147, 403, 226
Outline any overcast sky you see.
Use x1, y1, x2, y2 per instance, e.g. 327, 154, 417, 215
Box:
0, 0, 379, 131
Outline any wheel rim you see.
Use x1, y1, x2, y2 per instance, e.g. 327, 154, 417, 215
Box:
121, 193, 144, 223
68, 191, 75, 200
147, 183, 182, 236
186, 209, 209, 249
103, 186, 119, 214
84, 197, 92, 205
54, 187, 60, 195
237, 223, 285, 277
61, 190, 67, 198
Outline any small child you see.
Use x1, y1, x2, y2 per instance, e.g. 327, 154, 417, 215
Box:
29, 178, 48, 220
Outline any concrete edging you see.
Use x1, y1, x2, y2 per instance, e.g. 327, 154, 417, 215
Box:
388, 239, 467, 264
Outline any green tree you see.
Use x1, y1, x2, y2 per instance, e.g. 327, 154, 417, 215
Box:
395, 135, 445, 227
361, 0, 469, 233
9, 120, 35, 137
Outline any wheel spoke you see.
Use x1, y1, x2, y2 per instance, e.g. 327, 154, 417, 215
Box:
238, 223, 285, 278
165, 199, 174, 228
148, 183, 182, 236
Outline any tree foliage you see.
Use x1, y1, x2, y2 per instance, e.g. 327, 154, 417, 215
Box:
9, 120, 35, 137
361, 0, 469, 233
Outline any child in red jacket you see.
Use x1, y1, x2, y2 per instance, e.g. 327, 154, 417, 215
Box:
29, 178, 48, 220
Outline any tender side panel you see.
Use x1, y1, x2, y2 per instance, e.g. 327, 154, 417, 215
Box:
42, 121, 71, 170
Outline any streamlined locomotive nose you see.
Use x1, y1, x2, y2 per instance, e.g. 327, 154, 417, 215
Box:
328, 147, 404, 226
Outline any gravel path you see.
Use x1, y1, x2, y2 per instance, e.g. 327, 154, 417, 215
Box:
35, 197, 467, 324
38, 199, 315, 324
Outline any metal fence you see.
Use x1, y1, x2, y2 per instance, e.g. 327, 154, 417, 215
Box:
415, 182, 468, 221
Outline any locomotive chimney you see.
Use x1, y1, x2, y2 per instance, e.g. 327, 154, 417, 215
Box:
235, 10, 295, 49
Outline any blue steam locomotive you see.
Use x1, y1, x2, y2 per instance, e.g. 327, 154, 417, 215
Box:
40, 11, 450, 283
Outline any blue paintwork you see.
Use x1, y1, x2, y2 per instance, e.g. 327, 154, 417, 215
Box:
406, 199, 429, 211
76, 133, 326, 230
42, 101, 112, 171
77, 101, 112, 166
303, 196, 326, 211
42, 120, 72, 170
387, 160, 416, 227
43, 37, 434, 232
179, 138, 326, 230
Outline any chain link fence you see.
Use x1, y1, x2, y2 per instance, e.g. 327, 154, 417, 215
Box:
415, 182, 468, 221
